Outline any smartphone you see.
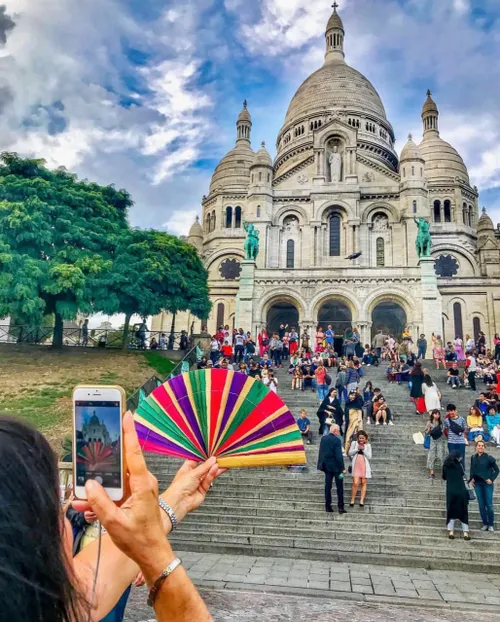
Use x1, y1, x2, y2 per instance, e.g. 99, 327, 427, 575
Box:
73, 385, 126, 502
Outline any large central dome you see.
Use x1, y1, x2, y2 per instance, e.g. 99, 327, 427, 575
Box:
285, 62, 388, 127
276, 5, 396, 169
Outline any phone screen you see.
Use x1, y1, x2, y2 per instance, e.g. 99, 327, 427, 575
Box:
75, 401, 122, 489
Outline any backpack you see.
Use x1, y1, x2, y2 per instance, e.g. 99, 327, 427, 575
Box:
325, 374, 332, 386
449, 419, 464, 436
430, 425, 443, 440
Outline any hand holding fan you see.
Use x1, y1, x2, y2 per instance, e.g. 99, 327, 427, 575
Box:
134, 369, 307, 468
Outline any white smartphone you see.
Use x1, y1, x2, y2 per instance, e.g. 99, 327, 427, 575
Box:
73, 385, 125, 502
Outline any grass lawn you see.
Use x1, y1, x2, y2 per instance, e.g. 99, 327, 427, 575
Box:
0, 346, 173, 454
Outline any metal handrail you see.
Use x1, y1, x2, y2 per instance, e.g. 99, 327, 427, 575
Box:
126, 343, 201, 412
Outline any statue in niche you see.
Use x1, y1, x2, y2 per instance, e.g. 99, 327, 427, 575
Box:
329, 145, 342, 182
373, 214, 389, 231
284, 217, 299, 233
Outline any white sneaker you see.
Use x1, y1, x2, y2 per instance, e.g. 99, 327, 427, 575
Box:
367, 364, 371, 367
389, 421, 394, 426
375, 422, 380, 426
481, 525, 489, 531
367, 419, 371, 425
383, 422, 387, 426
489, 526, 495, 532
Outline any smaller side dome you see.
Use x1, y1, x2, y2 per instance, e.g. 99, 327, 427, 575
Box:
400, 133, 423, 162
251, 141, 273, 168
188, 215, 204, 238
477, 207, 494, 234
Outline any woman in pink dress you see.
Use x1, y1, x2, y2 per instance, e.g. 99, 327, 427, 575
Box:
315, 326, 325, 352
432, 334, 446, 369
258, 328, 269, 357
454, 336, 465, 361
348, 431, 372, 507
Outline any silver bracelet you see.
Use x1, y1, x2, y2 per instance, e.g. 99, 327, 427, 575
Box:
158, 498, 178, 531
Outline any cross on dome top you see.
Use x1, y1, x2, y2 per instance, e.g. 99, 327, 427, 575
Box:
326, 1, 345, 62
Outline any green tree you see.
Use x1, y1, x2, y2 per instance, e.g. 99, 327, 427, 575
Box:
100, 229, 211, 348
0, 153, 132, 348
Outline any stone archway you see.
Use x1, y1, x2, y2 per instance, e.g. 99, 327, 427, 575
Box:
266, 300, 300, 334
371, 301, 407, 339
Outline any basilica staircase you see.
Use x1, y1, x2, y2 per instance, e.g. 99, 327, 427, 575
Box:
145, 362, 500, 573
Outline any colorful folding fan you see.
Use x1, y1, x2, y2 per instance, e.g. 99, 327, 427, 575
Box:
134, 369, 307, 468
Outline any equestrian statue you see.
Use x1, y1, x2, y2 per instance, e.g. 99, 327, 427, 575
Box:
414, 216, 432, 258
243, 221, 260, 261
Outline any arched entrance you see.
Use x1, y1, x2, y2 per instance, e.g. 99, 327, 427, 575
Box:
317, 300, 353, 353
266, 302, 300, 334
371, 301, 407, 339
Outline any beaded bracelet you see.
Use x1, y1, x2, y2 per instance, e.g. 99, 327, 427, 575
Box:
147, 557, 182, 607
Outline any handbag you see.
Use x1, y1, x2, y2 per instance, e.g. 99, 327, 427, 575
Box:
423, 434, 431, 450
460, 463, 476, 501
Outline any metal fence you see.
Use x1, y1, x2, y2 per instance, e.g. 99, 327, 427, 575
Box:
126, 343, 200, 411
0, 325, 192, 351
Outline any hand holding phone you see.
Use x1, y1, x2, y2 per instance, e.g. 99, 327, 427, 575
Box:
73, 385, 126, 502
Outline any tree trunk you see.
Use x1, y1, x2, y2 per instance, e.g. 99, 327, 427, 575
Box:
122, 312, 133, 350
168, 312, 176, 350
53, 312, 64, 349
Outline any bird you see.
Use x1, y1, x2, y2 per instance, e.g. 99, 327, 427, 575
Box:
346, 252, 362, 260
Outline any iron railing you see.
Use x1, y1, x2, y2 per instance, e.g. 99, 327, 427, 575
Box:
126, 343, 200, 411
0, 325, 192, 351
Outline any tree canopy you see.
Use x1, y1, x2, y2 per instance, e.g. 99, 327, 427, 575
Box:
100, 228, 211, 346
0, 153, 210, 347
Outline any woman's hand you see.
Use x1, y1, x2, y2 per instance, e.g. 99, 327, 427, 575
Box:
79, 412, 168, 572
486, 479, 493, 485
162, 459, 226, 525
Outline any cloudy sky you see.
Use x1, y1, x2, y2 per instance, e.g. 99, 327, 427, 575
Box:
1, 0, 499, 235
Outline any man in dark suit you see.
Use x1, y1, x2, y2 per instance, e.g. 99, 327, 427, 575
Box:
317, 424, 346, 513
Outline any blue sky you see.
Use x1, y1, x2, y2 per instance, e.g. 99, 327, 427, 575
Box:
1, 0, 499, 234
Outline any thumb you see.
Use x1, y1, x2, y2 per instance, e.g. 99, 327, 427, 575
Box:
85, 480, 122, 527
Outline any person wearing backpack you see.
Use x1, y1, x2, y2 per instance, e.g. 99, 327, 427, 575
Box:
444, 404, 468, 463
425, 410, 446, 480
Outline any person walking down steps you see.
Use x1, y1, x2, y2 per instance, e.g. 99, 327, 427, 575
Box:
348, 430, 372, 508
317, 424, 347, 514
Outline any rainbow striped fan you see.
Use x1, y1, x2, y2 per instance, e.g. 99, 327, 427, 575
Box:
134, 369, 307, 468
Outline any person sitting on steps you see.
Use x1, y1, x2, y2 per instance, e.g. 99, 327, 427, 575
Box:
296, 409, 313, 445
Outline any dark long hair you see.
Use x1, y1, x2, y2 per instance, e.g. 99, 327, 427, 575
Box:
423, 374, 433, 387
429, 410, 442, 425
410, 362, 424, 377
0, 416, 84, 621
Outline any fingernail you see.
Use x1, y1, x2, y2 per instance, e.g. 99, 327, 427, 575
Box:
86, 480, 97, 493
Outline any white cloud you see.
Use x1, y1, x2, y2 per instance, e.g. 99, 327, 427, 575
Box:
163, 209, 200, 237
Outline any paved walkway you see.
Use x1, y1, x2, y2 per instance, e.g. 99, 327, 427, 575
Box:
124, 551, 500, 620
125, 584, 500, 622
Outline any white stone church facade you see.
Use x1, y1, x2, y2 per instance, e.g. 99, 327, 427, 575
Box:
153, 6, 500, 347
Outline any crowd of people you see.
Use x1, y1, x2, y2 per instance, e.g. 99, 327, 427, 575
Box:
313, 326, 500, 542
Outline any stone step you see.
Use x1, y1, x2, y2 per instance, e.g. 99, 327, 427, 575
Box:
146, 361, 495, 573
191, 503, 480, 526
168, 536, 500, 573
176, 520, 500, 550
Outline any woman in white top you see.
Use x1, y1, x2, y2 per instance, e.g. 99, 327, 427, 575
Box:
349, 431, 372, 508
422, 374, 442, 412
465, 333, 475, 354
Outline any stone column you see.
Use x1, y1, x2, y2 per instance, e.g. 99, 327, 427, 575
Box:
235, 260, 256, 330
419, 257, 443, 339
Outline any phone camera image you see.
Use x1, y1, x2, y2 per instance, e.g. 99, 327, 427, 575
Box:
75, 401, 121, 488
